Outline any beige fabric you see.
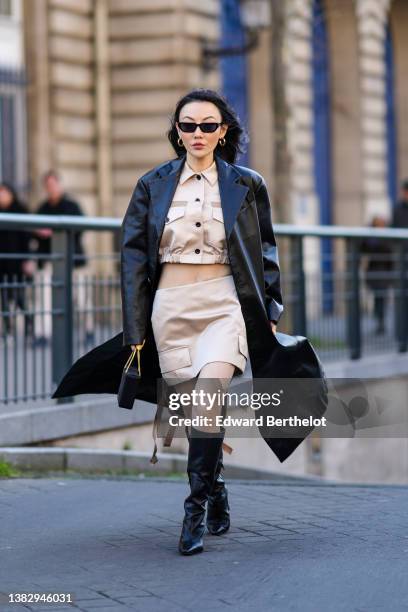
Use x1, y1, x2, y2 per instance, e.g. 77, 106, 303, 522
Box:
158, 159, 230, 264
151, 274, 248, 382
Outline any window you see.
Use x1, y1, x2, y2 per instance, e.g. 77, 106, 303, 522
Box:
0, 94, 16, 184
0, 69, 28, 194
0, 0, 12, 17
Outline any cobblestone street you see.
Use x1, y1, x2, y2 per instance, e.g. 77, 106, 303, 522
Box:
0, 477, 407, 611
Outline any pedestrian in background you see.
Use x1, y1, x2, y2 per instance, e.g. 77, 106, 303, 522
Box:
33, 170, 91, 345
34, 170, 87, 267
360, 215, 394, 335
0, 182, 35, 339
392, 178, 408, 229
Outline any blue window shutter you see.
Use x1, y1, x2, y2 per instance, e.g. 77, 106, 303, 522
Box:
312, 0, 333, 314
220, 0, 249, 166
1, 94, 16, 185
385, 22, 398, 207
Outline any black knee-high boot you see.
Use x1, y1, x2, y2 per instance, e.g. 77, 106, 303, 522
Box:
179, 426, 224, 555
206, 446, 230, 535
184, 425, 231, 537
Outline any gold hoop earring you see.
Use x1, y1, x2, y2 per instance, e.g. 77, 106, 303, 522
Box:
219, 137, 226, 147
177, 137, 184, 147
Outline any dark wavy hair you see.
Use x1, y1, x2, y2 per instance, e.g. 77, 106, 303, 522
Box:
0, 181, 22, 207
167, 88, 248, 164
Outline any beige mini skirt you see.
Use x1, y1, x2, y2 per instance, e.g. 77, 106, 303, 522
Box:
151, 274, 249, 382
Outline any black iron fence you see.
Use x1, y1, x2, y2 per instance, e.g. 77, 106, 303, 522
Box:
1, 212, 407, 404
276, 225, 408, 362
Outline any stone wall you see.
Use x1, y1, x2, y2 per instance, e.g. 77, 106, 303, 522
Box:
109, 0, 220, 217
24, 0, 220, 221
285, 0, 318, 227
357, 0, 391, 220
23, 0, 406, 226
24, 0, 96, 215
281, 0, 403, 225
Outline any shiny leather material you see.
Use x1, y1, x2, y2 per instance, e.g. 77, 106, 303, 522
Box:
178, 427, 224, 555
185, 423, 230, 536
206, 451, 230, 536
120, 153, 283, 346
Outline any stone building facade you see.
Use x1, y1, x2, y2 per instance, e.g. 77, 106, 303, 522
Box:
1, 0, 407, 481
284, 0, 406, 230
23, 0, 221, 220
0, 0, 405, 230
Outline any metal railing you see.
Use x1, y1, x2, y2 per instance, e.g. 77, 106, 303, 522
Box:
1, 212, 407, 404
0, 213, 121, 404
276, 224, 408, 362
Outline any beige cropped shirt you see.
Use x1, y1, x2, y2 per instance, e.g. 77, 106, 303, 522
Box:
158, 159, 230, 264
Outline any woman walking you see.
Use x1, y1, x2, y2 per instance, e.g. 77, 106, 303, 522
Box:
121, 88, 284, 555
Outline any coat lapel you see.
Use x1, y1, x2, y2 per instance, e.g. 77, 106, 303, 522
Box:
148, 157, 184, 239
147, 153, 249, 240
215, 154, 249, 239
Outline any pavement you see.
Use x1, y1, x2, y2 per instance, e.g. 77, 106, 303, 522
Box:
0, 476, 407, 612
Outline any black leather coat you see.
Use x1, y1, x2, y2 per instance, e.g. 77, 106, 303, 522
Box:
121, 152, 283, 349
53, 153, 328, 463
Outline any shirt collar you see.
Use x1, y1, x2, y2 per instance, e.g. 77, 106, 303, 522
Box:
179, 159, 218, 186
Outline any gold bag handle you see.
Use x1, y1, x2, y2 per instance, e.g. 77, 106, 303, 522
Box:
124, 339, 146, 376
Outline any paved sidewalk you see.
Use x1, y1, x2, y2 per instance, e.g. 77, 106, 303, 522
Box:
0, 477, 407, 612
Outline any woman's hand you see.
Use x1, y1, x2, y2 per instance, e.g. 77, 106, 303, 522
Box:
270, 321, 277, 335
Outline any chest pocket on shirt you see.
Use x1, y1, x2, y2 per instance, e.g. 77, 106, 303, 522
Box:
204, 206, 227, 251
165, 206, 186, 224
160, 206, 187, 251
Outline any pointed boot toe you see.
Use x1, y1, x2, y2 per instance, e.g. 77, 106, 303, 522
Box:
178, 524, 204, 555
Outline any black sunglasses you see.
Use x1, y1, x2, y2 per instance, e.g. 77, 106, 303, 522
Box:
178, 122, 223, 133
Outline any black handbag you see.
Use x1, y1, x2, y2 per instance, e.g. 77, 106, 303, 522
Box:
117, 340, 145, 410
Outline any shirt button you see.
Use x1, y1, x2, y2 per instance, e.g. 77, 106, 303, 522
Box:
195, 222, 201, 227
195, 198, 200, 202
196, 174, 201, 180
195, 248, 200, 254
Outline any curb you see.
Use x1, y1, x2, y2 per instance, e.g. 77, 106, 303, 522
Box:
0, 397, 154, 446
0, 447, 325, 482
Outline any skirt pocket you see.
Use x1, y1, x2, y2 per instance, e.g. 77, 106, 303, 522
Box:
158, 345, 192, 375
